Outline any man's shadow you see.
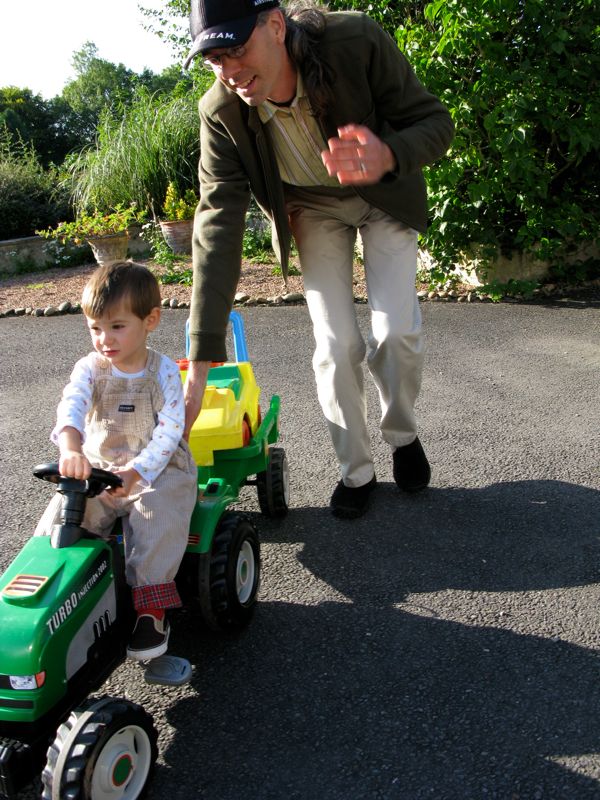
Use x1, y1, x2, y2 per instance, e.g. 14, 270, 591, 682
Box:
153, 479, 600, 799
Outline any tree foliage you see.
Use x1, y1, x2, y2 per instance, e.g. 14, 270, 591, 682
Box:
0, 35, 196, 238
60, 42, 192, 143
327, 0, 426, 30
0, 87, 78, 166
391, 0, 600, 271
328, 0, 600, 273
140, 0, 191, 61
139, 0, 227, 93
60, 43, 138, 142
0, 128, 69, 240
1, 41, 192, 169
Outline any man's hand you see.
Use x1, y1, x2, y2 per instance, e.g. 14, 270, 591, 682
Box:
322, 124, 397, 185
183, 360, 211, 441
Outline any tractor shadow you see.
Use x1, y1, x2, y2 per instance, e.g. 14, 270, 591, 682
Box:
151, 479, 600, 799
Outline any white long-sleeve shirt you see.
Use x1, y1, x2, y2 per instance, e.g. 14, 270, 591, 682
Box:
52, 351, 185, 485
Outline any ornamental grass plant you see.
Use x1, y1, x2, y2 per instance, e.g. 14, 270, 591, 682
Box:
62, 89, 200, 218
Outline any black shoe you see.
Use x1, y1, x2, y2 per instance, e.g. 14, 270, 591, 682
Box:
393, 437, 431, 493
330, 476, 377, 519
127, 614, 170, 661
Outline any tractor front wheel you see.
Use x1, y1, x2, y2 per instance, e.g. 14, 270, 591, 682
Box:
41, 697, 157, 800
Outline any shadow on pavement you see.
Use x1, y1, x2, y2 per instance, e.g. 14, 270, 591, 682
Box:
154, 479, 600, 799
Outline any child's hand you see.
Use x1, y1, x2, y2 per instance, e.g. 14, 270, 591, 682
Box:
107, 467, 141, 498
59, 451, 92, 480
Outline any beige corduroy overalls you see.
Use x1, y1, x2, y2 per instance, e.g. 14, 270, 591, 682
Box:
36, 349, 198, 610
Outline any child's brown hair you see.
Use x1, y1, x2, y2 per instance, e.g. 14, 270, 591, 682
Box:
81, 261, 161, 320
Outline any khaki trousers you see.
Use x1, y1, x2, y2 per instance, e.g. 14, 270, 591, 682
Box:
286, 191, 424, 487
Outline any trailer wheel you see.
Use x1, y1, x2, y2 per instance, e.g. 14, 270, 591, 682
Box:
256, 447, 289, 518
41, 697, 157, 800
198, 512, 260, 631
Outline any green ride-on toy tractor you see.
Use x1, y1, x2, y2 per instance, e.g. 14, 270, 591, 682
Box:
0, 312, 289, 799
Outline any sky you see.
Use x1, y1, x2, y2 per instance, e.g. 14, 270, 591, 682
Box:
0, 0, 185, 100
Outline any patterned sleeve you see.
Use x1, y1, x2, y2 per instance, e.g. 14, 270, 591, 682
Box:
51, 355, 95, 445
130, 355, 186, 485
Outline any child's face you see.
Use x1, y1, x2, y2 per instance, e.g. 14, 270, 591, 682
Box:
85, 302, 160, 373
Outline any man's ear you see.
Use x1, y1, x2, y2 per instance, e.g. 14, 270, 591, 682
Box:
145, 306, 161, 332
270, 8, 287, 43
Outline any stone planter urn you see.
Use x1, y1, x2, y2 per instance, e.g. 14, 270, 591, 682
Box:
159, 219, 194, 255
87, 232, 129, 267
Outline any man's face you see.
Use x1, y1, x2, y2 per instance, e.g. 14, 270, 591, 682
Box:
206, 11, 295, 106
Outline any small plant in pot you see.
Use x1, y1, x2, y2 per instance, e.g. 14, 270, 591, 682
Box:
159, 182, 198, 255
38, 204, 146, 267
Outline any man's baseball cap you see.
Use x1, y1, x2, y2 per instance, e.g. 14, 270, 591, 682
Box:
184, 0, 281, 68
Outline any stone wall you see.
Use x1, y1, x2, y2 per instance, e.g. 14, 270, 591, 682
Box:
0, 228, 151, 275
454, 242, 599, 287
0, 235, 52, 274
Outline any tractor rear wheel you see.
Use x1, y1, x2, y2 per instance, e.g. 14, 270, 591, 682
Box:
198, 512, 260, 631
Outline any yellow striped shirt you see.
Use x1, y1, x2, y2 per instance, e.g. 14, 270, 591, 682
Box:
257, 75, 340, 187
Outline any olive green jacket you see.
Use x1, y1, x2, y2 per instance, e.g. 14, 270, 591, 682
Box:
189, 11, 454, 361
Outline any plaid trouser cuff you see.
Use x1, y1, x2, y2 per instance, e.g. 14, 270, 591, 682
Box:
132, 581, 182, 611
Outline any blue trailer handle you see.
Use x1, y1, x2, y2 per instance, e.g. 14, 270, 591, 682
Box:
229, 311, 249, 362
185, 311, 249, 362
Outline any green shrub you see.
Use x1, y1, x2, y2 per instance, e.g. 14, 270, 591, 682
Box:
242, 225, 272, 263
392, 0, 600, 276
140, 220, 187, 267
158, 263, 194, 285
162, 181, 198, 220
0, 129, 70, 240
37, 204, 146, 244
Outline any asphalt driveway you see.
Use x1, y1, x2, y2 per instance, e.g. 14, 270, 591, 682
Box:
1, 298, 599, 799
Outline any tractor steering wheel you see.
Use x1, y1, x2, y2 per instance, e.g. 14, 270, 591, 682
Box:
33, 462, 123, 497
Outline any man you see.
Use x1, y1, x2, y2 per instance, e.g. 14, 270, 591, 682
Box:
183, 0, 454, 518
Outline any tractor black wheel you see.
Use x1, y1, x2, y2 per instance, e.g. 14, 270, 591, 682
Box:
256, 447, 290, 518
41, 696, 157, 800
198, 512, 260, 631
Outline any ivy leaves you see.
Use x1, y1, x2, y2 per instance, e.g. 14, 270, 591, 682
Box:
393, 0, 600, 273
329, 0, 599, 278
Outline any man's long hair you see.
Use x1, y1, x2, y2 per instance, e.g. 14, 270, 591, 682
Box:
280, 1, 335, 119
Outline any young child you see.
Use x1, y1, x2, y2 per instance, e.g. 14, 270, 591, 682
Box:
35, 261, 198, 661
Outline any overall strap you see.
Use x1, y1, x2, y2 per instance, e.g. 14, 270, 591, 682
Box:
91, 353, 112, 378
145, 348, 162, 376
